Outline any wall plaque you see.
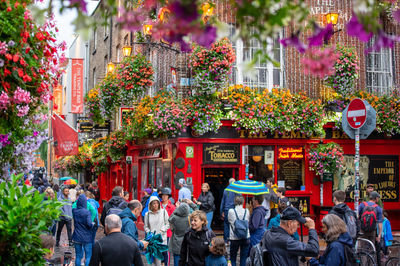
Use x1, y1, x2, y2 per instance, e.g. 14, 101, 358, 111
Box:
203, 144, 240, 164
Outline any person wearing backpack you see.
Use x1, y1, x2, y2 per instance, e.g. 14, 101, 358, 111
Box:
330, 190, 359, 245
228, 195, 250, 266
249, 195, 267, 250
308, 214, 357, 266
358, 191, 383, 264
100, 186, 128, 229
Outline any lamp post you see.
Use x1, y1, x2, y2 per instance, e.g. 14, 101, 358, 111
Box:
324, 12, 341, 44
122, 45, 132, 57
201, 2, 214, 23
106, 62, 115, 75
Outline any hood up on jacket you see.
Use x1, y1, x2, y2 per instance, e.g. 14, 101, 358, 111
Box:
175, 202, 190, 217
148, 196, 161, 213
331, 203, 349, 216
119, 207, 137, 221
334, 232, 353, 247
108, 195, 125, 207
76, 194, 87, 209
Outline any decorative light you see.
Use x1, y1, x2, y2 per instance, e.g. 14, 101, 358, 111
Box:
325, 12, 339, 25
143, 24, 153, 36
106, 62, 115, 74
158, 7, 170, 23
201, 2, 214, 22
267, 164, 273, 171
122, 46, 132, 57
252, 156, 262, 162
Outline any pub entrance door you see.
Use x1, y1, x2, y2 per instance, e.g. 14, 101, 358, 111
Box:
203, 167, 239, 230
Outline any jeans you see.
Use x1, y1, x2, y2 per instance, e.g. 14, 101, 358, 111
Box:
223, 211, 230, 241
206, 211, 214, 229
173, 254, 180, 266
75, 242, 92, 266
56, 219, 72, 244
230, 239, 250, 266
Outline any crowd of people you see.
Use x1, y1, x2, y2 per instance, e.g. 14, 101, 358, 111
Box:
36, 176, 394, 266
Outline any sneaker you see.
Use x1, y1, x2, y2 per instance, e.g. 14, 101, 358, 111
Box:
55, 242, 59, 247
69, 241, 73, 247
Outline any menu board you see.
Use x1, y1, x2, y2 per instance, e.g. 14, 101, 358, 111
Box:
277, 159, 303, 190
203, 144, 240, 164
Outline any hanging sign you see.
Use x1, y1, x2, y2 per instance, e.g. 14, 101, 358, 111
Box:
203, 144, 240, 164
71, 58, 84, 113
277, 147, 304, 159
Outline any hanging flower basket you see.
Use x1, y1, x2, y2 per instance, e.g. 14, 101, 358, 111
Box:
308, 142, 344, 177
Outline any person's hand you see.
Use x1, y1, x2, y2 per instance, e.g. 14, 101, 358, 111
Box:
376, 235, 381, 243
142, 240, 149, 249
304, 217, 315, 230
197, 201, 201, 205
175, 201, 181, 207
221, 212, 225, 219
186, 199, 193, 204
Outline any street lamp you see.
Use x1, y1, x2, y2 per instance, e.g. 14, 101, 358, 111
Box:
201, 2, 214, 23
143, 24, 153, 36
106, 62, 115, 74
325, 12, 339, 26
122, 45, 132, 57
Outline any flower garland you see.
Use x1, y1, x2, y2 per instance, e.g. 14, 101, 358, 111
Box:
98, 74, 121, 120
189, 38, 236, 95
308, 142, 344, 177
85, 88, 104, 124
91, 139, 109, 175
104, 130, 127, 162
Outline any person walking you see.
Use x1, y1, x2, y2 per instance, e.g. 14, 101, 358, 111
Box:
220, 178, 237, 242
194, 183, 215, 229
44, 188, 57, 236
178, 179, 191, 200
228, 195, 250, 266
160, 187, 175, 265
89, 214, 144, 266
266, 178, 279, 221
100, 186, 128, 228
249, 195, 267, 249
309, 214, 355, 266
262, 206, 319, 266
72, 194, 94, 266
179, 210, 216, 266
363, 184, 383, 209
119, 200, 148, 251
56, 186, 73, 247
169, 202, 191, 266
85, 191, 100, 243
144, 196, 169, 266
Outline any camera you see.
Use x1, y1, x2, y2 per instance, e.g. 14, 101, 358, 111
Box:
63, 251, 72, 265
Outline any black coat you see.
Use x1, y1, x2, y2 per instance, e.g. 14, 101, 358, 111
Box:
179, 226, 216, 266
197, 191, 215, 213
100, 196, 128, 227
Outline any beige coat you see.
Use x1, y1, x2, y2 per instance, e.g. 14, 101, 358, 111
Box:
144, 196, 169, 244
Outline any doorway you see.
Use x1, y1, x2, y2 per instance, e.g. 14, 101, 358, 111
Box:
203, 167, 239, 230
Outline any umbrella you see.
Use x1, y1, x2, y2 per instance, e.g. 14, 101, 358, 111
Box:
63, 179, 77, 185
144, 232, 169, 264
225, 178, 269, 195
59, 176, 74, 181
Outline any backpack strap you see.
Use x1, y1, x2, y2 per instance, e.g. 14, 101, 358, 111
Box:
234, 208, 240, 220
243, 209, 247, 220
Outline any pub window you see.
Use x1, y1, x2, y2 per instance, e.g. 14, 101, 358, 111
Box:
277, 146, 305, 191
141, 159, 148, 190
149, 160, 155, 187
156, 160, 163, 188
163, 161, 171, 189
247, 145, 274, 182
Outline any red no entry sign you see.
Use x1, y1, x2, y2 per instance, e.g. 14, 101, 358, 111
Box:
346, 98, 367, 129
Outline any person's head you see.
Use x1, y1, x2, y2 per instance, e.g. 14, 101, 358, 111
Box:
190, 210, 207, 231
52, 184, 59, 192
252, 194, 264, 207
144, 188, 152, 196
369, 191, 380, 203
160, 187, 172, 203
276, 187, 286, 198
266, 177, 274, 187
383, 211, 389, 219
209, 237, 226, 256
92, 181, 97, 188
178, 178, 186, 188
62, 186, 69, 197
321, 214, 347, 243
332, 190, 346, 205
123, 191, 129, 201
234, 195, 244, 206
201, 183, 210, 193
128, 200, 142, 218
149, 196, 161, 212
44, 187, 55, 199
280, 206, 306, 235
105, 214, 122, 234
112, 186, 124, 197
76, 189, 84, 198
366, 184, 374, 194
40, 234, 55, 259
278, 201, 288, 214
228, 178, 236, 184
85, 190, 94, 199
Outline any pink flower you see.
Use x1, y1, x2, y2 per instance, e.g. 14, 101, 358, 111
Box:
13, 87, 31, 104
0, 91, 10, 110
16, 105, 29, 117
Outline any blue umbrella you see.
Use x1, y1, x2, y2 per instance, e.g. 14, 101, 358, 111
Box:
225, 178, 269, 195
59, 176, 74, 181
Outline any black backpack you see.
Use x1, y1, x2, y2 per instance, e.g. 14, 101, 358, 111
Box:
246, 241, 272, 266
106, 200, 126, 216
360, 202, 378, 233
343, 244, 358, 266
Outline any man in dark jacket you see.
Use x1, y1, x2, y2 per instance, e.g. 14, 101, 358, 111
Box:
100, 186, 128, 228
89, 214, 143, 266
249, 194, 267, 248
118, 200, 148, 251
72, 194, 94, 266
263, 206, 319, 266
220, 178, 238, 241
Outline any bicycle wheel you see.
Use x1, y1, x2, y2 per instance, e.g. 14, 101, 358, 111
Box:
357, 251, 377, 266
385, 257, 400, 266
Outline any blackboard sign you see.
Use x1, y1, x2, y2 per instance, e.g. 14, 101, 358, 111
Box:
288, 196, 310, 215
277, 160, 303, 190
203, 144, 240, 164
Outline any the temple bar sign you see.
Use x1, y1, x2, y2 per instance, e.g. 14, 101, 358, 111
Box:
203, 144, 240, 164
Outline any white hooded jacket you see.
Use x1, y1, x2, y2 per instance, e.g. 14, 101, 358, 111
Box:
144, 196, 169, 244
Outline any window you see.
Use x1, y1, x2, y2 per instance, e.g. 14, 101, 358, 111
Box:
116, 44, 121, 63
92, 67, 96, 87
277, 146, 305, 191
141, 160, 148, 190
104, 19, 110, 38
104, 55, 108, 74
228, 24, 283, 89
93, 28, 97, 51
246, 145, 274, 182
366, 38, 394, 95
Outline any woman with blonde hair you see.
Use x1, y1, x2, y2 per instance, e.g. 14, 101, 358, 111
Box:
309, 214, 355, 266
194, 183, 215, 229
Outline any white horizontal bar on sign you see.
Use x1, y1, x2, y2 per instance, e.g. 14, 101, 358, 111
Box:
348, 110, 366, 117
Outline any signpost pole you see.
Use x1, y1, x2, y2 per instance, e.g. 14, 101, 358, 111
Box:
354, 128, 360, 217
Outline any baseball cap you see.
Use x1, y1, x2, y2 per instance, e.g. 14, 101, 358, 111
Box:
369, 191, 380, 199
178, 178, 186, 185
281, 206, 306, 224
160, 187, 172, 196
366, 184, 374, 188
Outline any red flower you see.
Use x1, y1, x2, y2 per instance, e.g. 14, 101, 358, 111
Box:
5, 54, 12, 61
13, 54, 19, 63
36, 32, 45, 41
17, 68, 24, 77
4, 69, 11, 76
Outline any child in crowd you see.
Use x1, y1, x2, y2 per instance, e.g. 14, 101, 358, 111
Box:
40, 234, 72, 266
381, 211, 393, 258
206, 237, 228, 266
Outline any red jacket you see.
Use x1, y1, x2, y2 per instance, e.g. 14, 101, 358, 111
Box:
162, 200, 176, 238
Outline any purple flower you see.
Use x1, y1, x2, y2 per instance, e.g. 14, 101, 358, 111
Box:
69, 0, 87, 13
365, 30, 400, 53
280, 33, 307, 53
7, 40, 15, 47
346, 14, 373, 42
192, 26, 217, 48
0, 59, 4, 67
308, 23, 334, 46
169, 0, 199, 23
394, 9, 400, 23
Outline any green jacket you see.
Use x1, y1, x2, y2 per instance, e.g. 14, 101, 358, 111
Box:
363, 195, 384, 209
72, 200, 97, 222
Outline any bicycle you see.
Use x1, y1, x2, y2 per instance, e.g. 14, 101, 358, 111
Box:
355, 237, 377, 266
384, 240, 400, 266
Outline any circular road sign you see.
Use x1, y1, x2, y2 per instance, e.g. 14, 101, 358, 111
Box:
346, 98, 367, 129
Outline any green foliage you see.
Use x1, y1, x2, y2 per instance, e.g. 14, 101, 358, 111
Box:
0, 174, 63, 265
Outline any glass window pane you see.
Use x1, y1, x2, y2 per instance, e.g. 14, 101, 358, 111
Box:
156, 160, 162, 187
141, 160, 148, 190
149, 160, 155, 188
276, 146, 305, 191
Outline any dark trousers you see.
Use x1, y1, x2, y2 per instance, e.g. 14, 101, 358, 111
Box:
56, 219, 72, 244
230, 239, 250, 266
362, 230, 381, 266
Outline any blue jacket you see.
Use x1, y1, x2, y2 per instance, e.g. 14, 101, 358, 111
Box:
58, 193, 72, 220
220, 189, 237, 214
141, 191, 159, 218
119, 207, 144, 250
205, 254, 227, 266
88, 198, 100, 226
72, 194, 93, 244
249, 206, 267, 232
309, 232, 353, 266
382, 217, 393, 246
